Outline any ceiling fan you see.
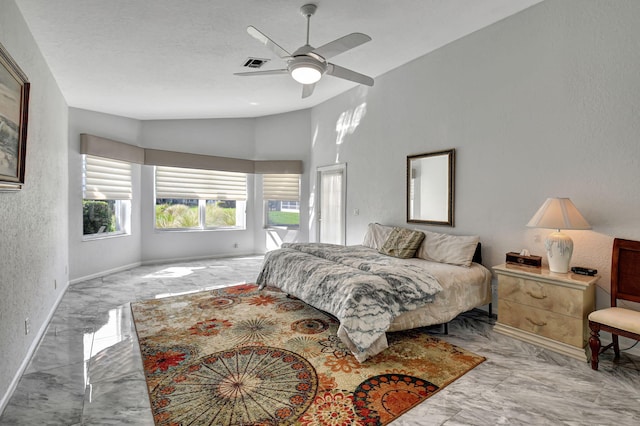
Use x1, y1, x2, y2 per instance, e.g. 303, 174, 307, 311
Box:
234, 3, 374, 98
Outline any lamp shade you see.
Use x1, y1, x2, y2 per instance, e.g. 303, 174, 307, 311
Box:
526, 198, 591, 231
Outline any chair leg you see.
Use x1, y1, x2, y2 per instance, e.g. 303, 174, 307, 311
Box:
613, 334, 620, 359
588, 324, 601, 370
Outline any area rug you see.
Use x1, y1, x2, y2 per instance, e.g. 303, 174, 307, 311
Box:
131, 284, 485, 425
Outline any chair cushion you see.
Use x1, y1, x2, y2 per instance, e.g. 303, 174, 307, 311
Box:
588, 307, 640, 334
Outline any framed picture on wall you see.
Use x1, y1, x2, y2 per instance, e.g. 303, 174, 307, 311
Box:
0, 41, 30, 190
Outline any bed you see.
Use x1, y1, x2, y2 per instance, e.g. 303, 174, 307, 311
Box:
256, 223, 492, 362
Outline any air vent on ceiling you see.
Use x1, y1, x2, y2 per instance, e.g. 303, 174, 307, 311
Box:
243, 57, 270, 68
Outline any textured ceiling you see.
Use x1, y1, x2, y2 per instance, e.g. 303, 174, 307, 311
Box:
15, 0, 543, 120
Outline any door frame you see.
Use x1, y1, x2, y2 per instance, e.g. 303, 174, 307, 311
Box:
316, 163, 347, 245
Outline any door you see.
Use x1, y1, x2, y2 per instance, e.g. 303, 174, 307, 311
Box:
317, 164, 346, 245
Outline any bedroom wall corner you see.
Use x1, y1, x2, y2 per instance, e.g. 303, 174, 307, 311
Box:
139, 118, 258, 263
67, 108, 143, 283
253, 109, 312, 253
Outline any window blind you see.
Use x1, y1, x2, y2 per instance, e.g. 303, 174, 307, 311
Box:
263, 174, 300, 201
155, 166, 247, 201
83, 155, 132, 200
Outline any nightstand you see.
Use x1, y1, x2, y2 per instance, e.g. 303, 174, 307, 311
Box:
493, 264, 598, 361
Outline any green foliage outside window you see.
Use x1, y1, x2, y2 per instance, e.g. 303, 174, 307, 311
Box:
155, 200, 237, 229
155, 203, 199, 228
205, 203, 237, 227
267, 211, 300, 226
83, 200, 116, 235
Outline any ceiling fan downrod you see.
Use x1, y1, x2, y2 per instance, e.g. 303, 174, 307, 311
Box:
300, 4, 317, 46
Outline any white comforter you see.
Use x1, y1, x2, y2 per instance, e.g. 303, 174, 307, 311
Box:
256, 243, 443, 362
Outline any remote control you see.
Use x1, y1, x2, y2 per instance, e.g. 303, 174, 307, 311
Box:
571, 266, 597, 276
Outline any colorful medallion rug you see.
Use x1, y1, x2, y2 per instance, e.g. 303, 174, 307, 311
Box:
131, 284, 485, 425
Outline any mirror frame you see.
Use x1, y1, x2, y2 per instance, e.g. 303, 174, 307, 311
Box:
406, 149, 455, 226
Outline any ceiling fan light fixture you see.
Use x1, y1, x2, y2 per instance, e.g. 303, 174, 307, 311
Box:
289, 57, 325, 84
238, 3, 373, 97
291, 66, 321, 84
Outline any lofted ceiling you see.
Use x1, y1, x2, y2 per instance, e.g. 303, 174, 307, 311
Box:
15, 0, 543, 120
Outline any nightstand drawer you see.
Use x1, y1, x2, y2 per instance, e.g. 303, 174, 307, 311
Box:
498, 300, 584, 347
493, 264, 597, 361
497, 274, 583, 318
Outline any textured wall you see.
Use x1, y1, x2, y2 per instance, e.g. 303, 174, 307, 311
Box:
310, 0, 640, 311
0, 0, 69, 408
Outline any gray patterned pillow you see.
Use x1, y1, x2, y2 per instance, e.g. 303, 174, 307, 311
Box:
379, 227, 425, 259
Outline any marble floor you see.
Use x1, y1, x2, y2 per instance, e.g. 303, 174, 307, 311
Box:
1, 256, 639, 425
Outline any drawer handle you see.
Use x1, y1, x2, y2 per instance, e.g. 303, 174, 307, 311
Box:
526, 317, 547, 327
526, 290, 547, 300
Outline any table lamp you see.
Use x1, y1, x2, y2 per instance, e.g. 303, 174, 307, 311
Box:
526, 198, 591, 273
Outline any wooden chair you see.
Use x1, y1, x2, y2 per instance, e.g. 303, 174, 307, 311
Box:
588, 238, 640, 370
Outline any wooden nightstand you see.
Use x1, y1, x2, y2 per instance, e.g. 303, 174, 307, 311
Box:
493, 264, 598, 361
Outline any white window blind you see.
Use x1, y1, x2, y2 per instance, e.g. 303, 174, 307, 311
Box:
263, 174, 300, 201
156, 166, 247, 201
83, 155, 132, 200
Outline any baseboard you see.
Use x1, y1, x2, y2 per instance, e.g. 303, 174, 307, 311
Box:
140, 251, 260, 266
69, 261, 142, 285
0, 283, 67, 414
69, 253, 263, 285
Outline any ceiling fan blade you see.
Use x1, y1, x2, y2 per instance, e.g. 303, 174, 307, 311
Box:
302, 83, 316, 98
247, 26, 291, 59
312, 33, 371, 59
327, 63, 374, 86
234, 69, 289, 77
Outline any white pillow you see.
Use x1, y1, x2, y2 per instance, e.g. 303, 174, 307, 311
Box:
416, 230, 480, 267
362, 223, 394, 250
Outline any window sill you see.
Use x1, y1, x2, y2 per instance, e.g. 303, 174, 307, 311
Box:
264, 225, 300, 231
82, 231, 129, 242
154, 227, 246, 233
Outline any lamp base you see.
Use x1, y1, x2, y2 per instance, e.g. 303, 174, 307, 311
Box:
545, 231, 573, 273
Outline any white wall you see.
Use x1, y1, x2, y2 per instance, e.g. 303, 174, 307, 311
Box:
68, 108, 143, 282
253, 110, 311, 252
0, 0, 69, 408
141, 118, 255, 262
139, 118, 259, 263
138, 113, 311, 262
310, 0, 640, 310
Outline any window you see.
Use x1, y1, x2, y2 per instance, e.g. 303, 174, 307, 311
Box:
155, 166, 247, 230
82, 155, 131, 238
263, 174, 300, 228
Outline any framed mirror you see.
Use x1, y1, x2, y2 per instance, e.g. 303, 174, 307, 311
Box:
406, 149, 455, 226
